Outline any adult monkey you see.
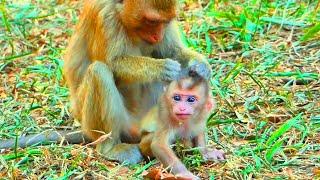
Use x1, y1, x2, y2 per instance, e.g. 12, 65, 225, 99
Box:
64, 0, 211, 164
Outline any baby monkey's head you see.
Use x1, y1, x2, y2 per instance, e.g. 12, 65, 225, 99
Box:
162, 69, 213, 122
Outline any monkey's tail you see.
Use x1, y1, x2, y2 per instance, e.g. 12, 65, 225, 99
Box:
0, 130, 91, 150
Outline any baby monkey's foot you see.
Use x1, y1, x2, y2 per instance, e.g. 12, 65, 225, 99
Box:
202, 148, 226, 161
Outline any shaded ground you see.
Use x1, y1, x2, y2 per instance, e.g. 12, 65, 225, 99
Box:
0, 0, 319, 179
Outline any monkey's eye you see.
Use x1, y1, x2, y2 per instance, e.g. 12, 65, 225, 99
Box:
173, 95, 181, 101
187, 96, 197, 103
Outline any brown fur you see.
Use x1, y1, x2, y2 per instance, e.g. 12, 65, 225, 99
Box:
140, 77, 224, 179
151, 0, 177, 10
64, 0, 210, 164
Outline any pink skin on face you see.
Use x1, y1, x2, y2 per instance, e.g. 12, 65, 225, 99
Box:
138, 22, 165, 44
172, 94, 198, 121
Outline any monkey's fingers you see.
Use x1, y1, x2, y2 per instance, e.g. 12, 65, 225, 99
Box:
188, 61, 212, 80
202, 149, 226, 161
161, 59, 181, 81
216, 150, 226, 161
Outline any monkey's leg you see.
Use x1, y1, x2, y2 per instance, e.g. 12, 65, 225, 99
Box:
78, 61, 143, 164
120, 124, 141, 144
139, 132, 155, 158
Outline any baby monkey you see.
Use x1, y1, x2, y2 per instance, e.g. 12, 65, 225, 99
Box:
139, 69, 225, 180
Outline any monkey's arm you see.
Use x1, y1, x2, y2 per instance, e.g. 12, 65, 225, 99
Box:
151, 130, 189, 174
0, 130, 90, 150
139, 106, 159, 157
140, 106, 159, 133
156, 22, 211, 79
139, 132, 154, 157
193, 131, 206, 151
111, 56, 180, 85
193, 132, 225, 161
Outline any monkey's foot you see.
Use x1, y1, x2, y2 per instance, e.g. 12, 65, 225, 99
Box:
202, 148, 226, 161
103, 143, 144, 165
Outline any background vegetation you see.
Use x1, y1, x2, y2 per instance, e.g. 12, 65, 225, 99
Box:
0, 0, 319, 179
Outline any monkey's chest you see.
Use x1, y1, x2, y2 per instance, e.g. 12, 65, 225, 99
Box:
126, 42, 155, 57
119, 82, 164, 119
120, 44, 160, 119
176, 123, 200, 139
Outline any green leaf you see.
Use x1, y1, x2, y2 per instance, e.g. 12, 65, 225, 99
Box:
205, 33, 213, 54
266, 113, 302, 146
2, 149, 42, 161
265, 138, 285, 163
265, 71, 319, 80
301, 23, 320, 41
261, 17, 306, 27
222, 62, 244, 84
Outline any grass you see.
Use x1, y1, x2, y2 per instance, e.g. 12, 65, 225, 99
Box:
0, 0, 319, 179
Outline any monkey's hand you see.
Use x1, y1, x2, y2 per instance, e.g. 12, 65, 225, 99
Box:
189, 61, 212, 80
161, 59, 181, 81
176, 171, 200, 180
202, 148, 225, 161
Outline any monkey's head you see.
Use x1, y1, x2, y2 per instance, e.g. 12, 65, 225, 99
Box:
117, 0, 177, 44
163, 75, 214, 122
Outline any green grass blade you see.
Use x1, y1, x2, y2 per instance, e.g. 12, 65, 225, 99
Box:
301, 23, 320, 41
265, 138, 285, 163
266, 113, 302, 146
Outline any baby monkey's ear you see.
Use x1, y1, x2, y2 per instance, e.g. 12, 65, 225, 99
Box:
206, 94, 216, 112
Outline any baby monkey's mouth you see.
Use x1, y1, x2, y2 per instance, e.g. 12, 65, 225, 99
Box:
175, 114, 192, 120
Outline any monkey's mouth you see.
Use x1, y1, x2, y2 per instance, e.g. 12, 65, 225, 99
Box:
175, 114, 191, 120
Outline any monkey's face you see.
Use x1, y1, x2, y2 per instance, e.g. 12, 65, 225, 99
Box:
164, 77, 210, 123
120, 0, 177, 44
171, 92, 200, 121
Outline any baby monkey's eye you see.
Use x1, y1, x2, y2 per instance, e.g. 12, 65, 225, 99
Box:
173, 95, 181, 101
187, 96, 197, 103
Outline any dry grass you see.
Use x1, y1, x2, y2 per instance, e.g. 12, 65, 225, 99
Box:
0, 0, 319, 179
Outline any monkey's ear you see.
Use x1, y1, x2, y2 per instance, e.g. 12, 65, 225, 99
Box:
206, 96, 216, 112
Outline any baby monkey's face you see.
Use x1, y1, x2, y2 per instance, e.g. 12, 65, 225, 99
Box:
170, 91, 199, 121
165, 77, 207, 122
